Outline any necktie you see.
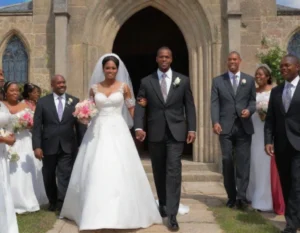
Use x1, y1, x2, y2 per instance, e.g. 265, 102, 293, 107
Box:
283, 83, 293, 112
161, 73, 167, 101
232, 75, 238, 94
57, 96, 63, 121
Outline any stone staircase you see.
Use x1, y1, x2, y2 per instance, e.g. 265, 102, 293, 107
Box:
141, 158, 222, 183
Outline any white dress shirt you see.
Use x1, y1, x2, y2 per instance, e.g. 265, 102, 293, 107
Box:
53, 92, 66, 113
284, 75, 299, 98
228, 71, 241, 87
157, 68, 172, 95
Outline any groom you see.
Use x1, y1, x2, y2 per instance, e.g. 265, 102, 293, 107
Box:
134, 47, 196, 231
32, 74, 86, 211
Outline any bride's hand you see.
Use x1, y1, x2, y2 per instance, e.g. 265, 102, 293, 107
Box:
137, 98, 147, 107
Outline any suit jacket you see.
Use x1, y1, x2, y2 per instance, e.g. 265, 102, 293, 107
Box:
264, 82, 300, 152
134, 71, 196, 142
210, 72, 256, 135
32, 93, 86, 155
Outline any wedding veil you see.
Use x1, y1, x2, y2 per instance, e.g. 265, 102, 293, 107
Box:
88, 53, 135, 128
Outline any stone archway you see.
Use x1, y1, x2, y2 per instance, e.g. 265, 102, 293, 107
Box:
81, 0, 222, 163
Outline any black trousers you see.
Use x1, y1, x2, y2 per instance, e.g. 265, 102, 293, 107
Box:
42, 144, 73, 205
219, 119, 252, 201
148, 126, 184, 216
275, 141, 300, 229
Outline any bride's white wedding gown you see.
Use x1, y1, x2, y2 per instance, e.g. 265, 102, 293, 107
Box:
60, 84, 162, 230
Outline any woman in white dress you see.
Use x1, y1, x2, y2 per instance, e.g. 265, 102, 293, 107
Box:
2, 82, 48, 214
247, 65, 273, 211
60, 54, 162, 230
0, 108, 19, 233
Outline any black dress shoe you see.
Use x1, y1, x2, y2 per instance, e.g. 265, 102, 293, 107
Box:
281, 226, 296, 233
226, 199, 236, 208
168, 215, 179, 232
48, 203, 56, 212
158, 205, 167, 218
236, 199, 248, 211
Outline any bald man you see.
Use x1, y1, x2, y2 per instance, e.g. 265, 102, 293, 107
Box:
32, 74, 86, 212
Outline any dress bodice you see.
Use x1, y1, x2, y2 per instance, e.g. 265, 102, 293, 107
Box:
256, 90, 271, 110
92, 83, 125, 117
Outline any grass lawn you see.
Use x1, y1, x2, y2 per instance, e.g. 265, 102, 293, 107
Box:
17, 207, 57, 233
211, 206, 281, 233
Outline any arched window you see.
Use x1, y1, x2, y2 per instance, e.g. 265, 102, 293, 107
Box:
2, 35, 28, 83
288, 32, 300, 59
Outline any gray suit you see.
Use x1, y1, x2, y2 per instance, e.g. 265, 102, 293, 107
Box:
211, 72, 256, 201
134, 70, 196, 215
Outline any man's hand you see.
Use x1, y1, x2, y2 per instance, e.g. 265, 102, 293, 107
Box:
186, 132, 196, 144
265, 144, 274, 157
34, 148, 44, 160
135, 130, 146, 142
241, 109, 250, 118
213, 123, 222, 135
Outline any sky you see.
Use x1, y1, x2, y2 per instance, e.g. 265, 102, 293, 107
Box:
277, 0, 300, 8
0, 0, 300, 9
0, 0, 30, 7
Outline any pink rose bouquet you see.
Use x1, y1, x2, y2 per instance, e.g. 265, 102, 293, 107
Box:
73, 99, 98, 124
12, 108, 34, 133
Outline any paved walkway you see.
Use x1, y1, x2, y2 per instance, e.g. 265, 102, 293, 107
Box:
47, 182, 227, 233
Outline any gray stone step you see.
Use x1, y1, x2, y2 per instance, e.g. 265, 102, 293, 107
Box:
141, 160, 219, 173
146, 171, 223, 182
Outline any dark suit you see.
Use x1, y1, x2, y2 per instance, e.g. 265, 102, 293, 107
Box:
32, 93, 86, 205
265, 80, 300, 229
211, 72, 256, 201
134, 70, 196, 215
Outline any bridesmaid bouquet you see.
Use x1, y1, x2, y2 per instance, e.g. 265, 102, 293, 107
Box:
256, 100, 269, 121
12, 109, 34, 133
0, 129, 19, 162
73, 99, 98, 124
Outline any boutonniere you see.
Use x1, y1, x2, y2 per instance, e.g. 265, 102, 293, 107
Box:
67, 98, 73, 105
241, 79, 247, 85
173, 77, 181, 87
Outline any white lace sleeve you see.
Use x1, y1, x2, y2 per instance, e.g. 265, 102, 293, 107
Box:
125, 98, 135, 108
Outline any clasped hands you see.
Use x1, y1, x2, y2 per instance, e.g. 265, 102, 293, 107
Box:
213, 109, 250, 135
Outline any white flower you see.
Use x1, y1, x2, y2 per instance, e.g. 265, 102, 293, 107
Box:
241, 79, 246, 85
67, 98, 73, 105
173, 77, 181, 87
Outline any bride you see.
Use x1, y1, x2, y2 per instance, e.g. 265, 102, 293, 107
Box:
60, 53, 162, 230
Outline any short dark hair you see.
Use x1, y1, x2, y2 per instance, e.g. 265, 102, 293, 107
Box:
256, 67, 272, 85
228, 51, 242, 59
102, 56, 120, 69
157, 46, 173, 56
282, 54, 300, 64
22, 83, 41, 99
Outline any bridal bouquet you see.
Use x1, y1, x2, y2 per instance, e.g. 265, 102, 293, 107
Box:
256, 100, 269, 121
73, 99, 98, 124
12, 109, 34, 133
0, 129, 19, 162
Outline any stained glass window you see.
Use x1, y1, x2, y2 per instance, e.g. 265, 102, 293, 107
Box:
2, 36, 28, 83
288, 32, 300, 59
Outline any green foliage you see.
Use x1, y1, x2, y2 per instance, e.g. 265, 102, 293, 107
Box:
257, 41, 286, 85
